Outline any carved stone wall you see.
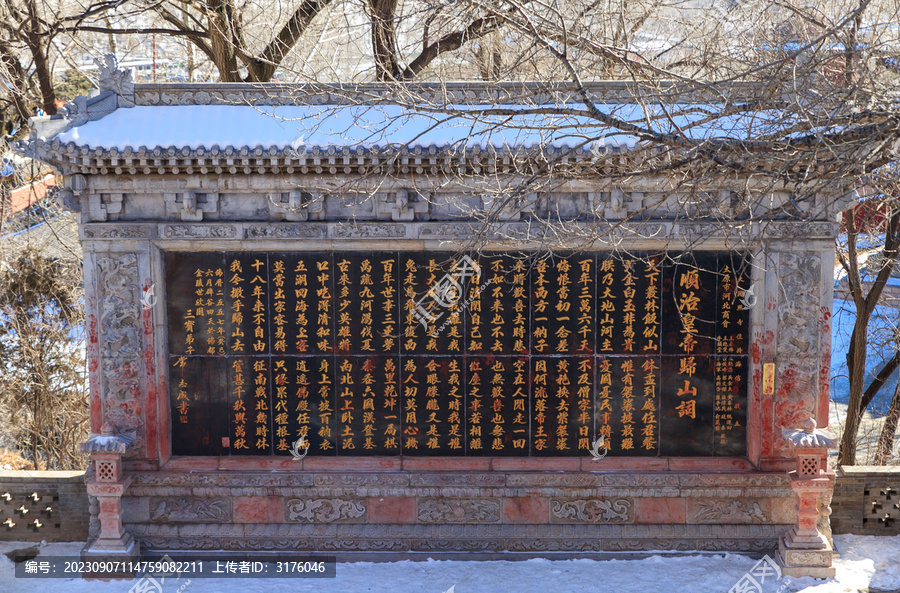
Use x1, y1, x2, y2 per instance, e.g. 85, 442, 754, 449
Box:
771, 249, 832, 461
94, 254, 146, 457
121, 470, 795, 556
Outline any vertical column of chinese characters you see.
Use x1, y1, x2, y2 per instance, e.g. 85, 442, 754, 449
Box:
551, 359, 571, 453
618, 359, 636, 453
181, 272, 199, 355
249, 258, 268, 355
227, 258, 247, 355
402, 358, 420, 452
358, 259, 376, 353
316, 358, 334, 451
621, 261, 637, 354
231, 359, 249, 451
717, 264, 747, 356
575, 258, 593, 354
335, 259, 352, 354
715, 357, 739, 445
596, 358, 613, 450
194, 267, 218, 355
552, 259, 576, 354
292, 260, 310, 352
487, 359, 507, 453
531, 359, 549, 454
511, 259, 528, 353
714, 257, 749, 456
402, 258, 420, 352
271, 259, 287, 354
597, 258, 615, 354
445, 277, 464, 355
639, 358, 659, 454
382, 357, 400, 452
193, 267, 212, 353
271, 257, 290, 455
486, 260, 505, 353
532, 259, 550, 354
676, 268, 701, 355
210, 267, 226, 354
314, 260, 332, 353
251, 359, 271, 454
675, 356, 698, 422
379, 258, 397, 352
642, 258, 661, 353
359, 358, 378, 451
447, 359, 464, 452
423, 258, 445, 352
509, 358, 529, 452
467, 261, 484, 354
273, 359, 289, 453
574, 358, 593, 452
292, 358, 313, 449
173, 357, 190, 424
467, 359, 484, 453
250, 258, 271, 454
337, 358, 356, 452
423, 360, 444, 452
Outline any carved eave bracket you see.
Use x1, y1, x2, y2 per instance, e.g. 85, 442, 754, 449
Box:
165, 191, 219, 221
268, 190, 324, 221
377, 190, 430, 221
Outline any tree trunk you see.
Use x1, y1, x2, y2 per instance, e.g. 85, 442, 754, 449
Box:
206, 0, 242, 82
370, 0, 401, 81
874, 378, 900, 465
0, 42, 33, 124
24, 0, 57, 115
840, 319, 868, 465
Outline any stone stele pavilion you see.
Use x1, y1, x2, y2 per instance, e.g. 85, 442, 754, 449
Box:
18, 61, 846, 573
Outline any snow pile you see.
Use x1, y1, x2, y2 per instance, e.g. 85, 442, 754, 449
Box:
1, 534, 898, 593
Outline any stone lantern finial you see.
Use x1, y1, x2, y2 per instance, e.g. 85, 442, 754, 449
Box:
776, 416, 838, 579
79, 425, 139, 572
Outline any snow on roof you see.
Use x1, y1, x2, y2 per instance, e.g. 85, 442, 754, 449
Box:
54, 103, 780, 153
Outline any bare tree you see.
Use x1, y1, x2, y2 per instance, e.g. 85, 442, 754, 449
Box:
0, 247, 89, 470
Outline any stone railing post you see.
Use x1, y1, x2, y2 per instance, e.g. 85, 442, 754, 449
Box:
79, 423, 139, 564
777, 417, 838, 579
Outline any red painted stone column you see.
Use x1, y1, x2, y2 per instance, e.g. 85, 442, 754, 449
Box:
777, 417, 837, 578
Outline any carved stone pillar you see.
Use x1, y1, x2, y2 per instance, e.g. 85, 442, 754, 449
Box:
776, 417, 837, 578
80, 423, 140, 565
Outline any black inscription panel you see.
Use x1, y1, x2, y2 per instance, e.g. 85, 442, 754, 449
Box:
165, 251, 749, 457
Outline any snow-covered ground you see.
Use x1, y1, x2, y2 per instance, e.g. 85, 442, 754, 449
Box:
1, 534, 898, 593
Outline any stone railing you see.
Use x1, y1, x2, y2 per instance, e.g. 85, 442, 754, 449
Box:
0, 471, 89, 541
831, 466, 900, 535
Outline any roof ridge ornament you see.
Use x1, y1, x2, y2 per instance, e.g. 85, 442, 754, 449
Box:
95, 54, 135, 105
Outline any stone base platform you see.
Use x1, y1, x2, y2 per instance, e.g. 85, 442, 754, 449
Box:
120, 469, 796, 557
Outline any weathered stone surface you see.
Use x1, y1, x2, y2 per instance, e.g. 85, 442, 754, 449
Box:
149, 497, 231, 523
284, 498, 367, 523
687, 498, 769, 524
550, 499, 633, 524
417, 498, 501, 524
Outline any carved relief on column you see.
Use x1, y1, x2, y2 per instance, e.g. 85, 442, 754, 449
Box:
96, 254, 145, 457
774, 252, 823, 457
